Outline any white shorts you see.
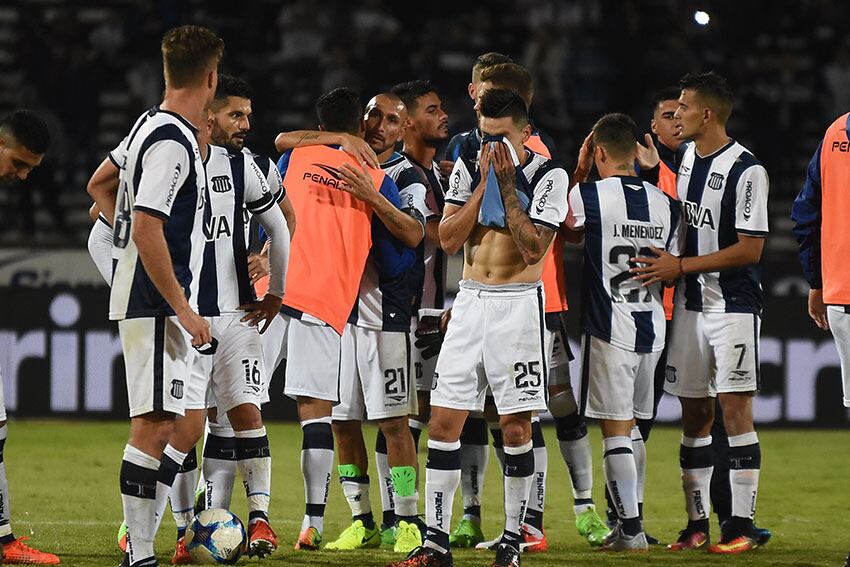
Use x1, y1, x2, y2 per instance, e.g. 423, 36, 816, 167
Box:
432, 280, 548, 415
664, 308, 761, 398
334, 324, 414, 421
118, 316, 194, 417
185, 314, 266, 414
87, 216, 113, 284
827, 306, 850, 407
259, 312, 289, 404
266, 313, 341, 403
546, 319, 572, 387
0, 366, 6, 422
579, 334, 660, 420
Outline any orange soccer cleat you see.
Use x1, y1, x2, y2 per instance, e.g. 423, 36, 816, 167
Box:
294, 526, 321, 551
2, 537, 60, 564
171, 537, 191, 564
247, 519, 278, 558
708, 535, 757, 554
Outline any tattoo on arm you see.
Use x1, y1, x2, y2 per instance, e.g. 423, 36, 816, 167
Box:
296, 132, 321, 145
502, 190, 545, 258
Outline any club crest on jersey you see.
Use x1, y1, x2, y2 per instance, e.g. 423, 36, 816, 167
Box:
707, 172, 725, 190
210, 175, 233, 193
683, 200, 716, 230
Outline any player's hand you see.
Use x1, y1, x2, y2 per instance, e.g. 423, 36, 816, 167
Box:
636, 133, 660, 170
473, 142, 492, 194
630, 247, 683, 286
241, 294, 283, 334
573, 131, 594, 183
247, 253, 269, 285
340, 134, 380, 169
438, 160, 455, 180
808, 288, 829, 330
491, 142, 515, 189
338, 162, 379, 203
177, 308, 212, 347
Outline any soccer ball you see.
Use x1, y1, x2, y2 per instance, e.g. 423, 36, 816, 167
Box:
185, 508, 247, 564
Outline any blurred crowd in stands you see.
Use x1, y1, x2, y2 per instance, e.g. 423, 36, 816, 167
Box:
0, 0, 846, 248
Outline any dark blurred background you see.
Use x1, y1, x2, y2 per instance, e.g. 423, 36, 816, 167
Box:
1, 0, 848, 423
0, 0, 847, 249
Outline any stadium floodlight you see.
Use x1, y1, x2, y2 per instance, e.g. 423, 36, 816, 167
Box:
694, 10, 710, 25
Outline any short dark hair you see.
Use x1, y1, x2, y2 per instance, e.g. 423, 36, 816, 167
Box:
478, 88, 528, 128
214, 74, 252, 103
161, 25, 224, 88
391, 80, 437, 113
592, 113, 638, 160
316, 87, 362, 134
652, 86, 682, 109
480, 63, 533, 106
679, 72, 733, 123
472, 52, 513, 82
0, 110, 50, 154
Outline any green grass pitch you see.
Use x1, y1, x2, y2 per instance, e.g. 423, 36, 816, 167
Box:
5, 420, 848, 566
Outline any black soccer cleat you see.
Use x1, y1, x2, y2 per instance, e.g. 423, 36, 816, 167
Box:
386, 546, 453, 567
491, 543, 520, 567
753, 524, 772, 546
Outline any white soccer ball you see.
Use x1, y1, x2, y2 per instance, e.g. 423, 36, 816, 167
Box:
185, 508, 247, 564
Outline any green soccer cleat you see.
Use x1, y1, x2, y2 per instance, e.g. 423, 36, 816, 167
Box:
576, 506, 609, 547
393, 520, 423, 554
449, 518, 485, 548
117, 521, 127, 552
381, 524, 397, 546
324, 520, 380, 550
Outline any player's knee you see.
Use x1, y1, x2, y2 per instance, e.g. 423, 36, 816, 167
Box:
130, 414, 174, 452
297, 397, 333, 421
378, 416, 409, 440
427, 410, 462, 443
548, 390, 578, 418
500, 416, 531, 447
227, 403, 263, 431
331, 420, 362, 443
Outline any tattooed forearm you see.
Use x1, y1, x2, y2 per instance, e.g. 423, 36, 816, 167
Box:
297, 132, 321, 145
502, 190, 546, 264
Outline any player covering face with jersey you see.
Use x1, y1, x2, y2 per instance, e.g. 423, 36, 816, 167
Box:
390, 89, 568, 567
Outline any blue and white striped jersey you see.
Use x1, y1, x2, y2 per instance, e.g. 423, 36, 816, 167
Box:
447, 149, 569, 232
675, 140, 769, 314
109, 107, 206, 321
197, 145, 280, 316
567, 176, 683, 353
349, 152, 428, 332
401, 153, 446, 312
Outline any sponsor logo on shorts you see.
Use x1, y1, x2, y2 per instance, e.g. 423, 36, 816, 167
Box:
728, 370, 750, 382
170, 379, 184, 399
665, 365, 677, 383
518, 389, 540, 402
